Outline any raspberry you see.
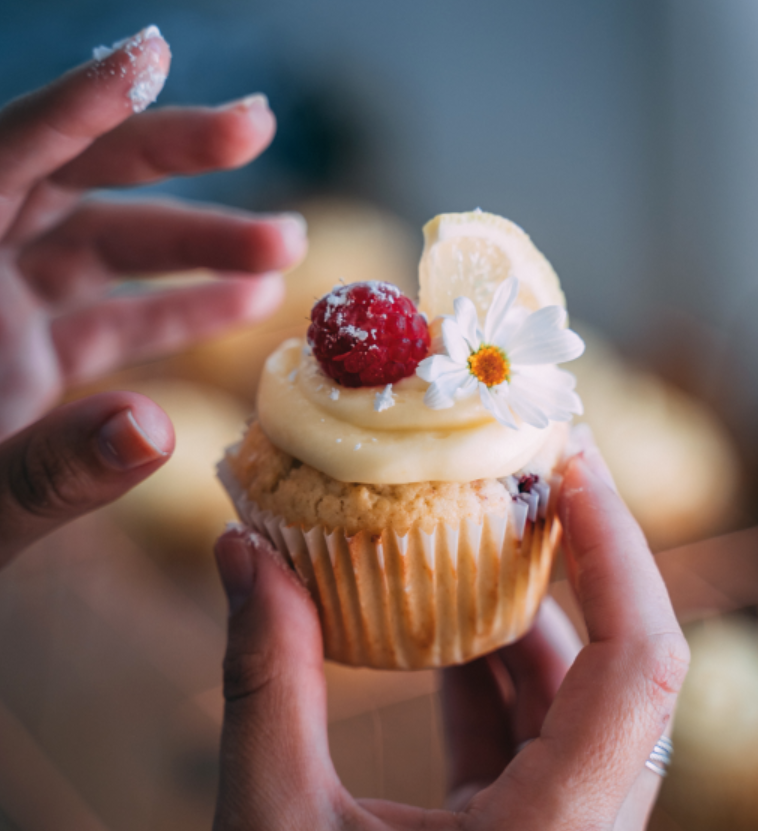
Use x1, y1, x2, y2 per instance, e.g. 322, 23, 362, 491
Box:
307, 281, 430, 388
517, 474, 539, 494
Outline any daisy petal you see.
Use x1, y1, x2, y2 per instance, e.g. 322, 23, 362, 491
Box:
441, 317, 471, 364
489, 308, 527, 353
424, 368, 471, 409
480, 384, 518, 429
453, 296, 481, 350
508, 306, 585, 365
424, 384, 454, 409
484, 276, 519, 343
563, 389, 583, 417
456, 373, 479, 399
507, 383, 551, 429
511, 368, 583, 421
416, 354, 461, 383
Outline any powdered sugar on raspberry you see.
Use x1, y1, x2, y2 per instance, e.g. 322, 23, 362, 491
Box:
342, 324, 368, 342
322, 281, 399, 323
321, 289, 350, 324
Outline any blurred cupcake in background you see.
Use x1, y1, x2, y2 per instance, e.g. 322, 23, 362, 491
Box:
108, 379, 248, 563
571, 327, 741, 550
660, 616, 758, 831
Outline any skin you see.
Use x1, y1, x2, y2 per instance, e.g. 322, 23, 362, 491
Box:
0, 28, 689, 830
0, 26, 306, 567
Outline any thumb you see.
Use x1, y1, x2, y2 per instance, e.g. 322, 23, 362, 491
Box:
0, 391, 173, 567
213, 528, 343, 831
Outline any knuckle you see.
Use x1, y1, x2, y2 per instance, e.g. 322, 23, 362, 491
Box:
8, 430, 90, 518
222, 647, 279, 703
65, 202, 100, 230
140, 143, 179, 179
238, 225, 277, 270
637, 631, 691, 703
200, 111, 259, 169
21, 243, 93, 302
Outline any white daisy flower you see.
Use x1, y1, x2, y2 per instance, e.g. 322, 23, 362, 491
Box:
416, 277, 585, 429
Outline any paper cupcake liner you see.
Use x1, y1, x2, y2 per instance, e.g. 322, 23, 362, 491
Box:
218, 460, 561, 669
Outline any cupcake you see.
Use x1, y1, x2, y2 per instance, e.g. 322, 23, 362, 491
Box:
219, 210, 585, 669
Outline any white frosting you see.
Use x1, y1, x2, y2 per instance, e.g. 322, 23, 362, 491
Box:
257, 338, 557, 484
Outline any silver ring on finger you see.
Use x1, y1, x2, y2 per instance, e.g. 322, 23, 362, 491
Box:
645, 735, 673, 778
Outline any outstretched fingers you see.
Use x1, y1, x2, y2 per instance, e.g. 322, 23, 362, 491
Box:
0, 26, 170, 236
51, 273, 285, 386
19, 200, 307, 303
50, 97, 276, 190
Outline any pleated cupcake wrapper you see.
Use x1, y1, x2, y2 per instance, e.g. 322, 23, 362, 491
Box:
218, 459, 562, 669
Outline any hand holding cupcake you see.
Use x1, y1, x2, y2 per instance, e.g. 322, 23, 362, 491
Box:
214, 435, 689, 829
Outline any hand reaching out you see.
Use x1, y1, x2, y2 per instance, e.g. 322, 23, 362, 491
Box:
213, 438, 689, 830
0, 26, 306, 565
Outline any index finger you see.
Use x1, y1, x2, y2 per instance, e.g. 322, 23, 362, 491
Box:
561, 450, 679, 644
0, 25, 170, 234
476, 448, 689, 829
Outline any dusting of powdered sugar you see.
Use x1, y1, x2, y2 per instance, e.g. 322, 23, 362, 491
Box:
322, 290, 349, 323
374, 384, 396, 412
93, 45, 114, 61
342, 324, 368, 342
320, 281, 400, 325
91, 25, 168, 113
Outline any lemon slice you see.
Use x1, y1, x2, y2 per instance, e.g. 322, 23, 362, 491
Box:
418, 210, 566, 321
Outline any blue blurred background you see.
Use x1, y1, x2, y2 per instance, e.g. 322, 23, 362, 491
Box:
2, 0, 666, 345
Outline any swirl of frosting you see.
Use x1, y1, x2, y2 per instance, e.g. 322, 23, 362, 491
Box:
257, 338, 557, 484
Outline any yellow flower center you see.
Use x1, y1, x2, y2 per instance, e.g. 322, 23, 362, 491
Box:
468, 345, 510, 387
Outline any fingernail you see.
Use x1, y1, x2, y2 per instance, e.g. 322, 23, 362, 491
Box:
220, 92, 269, 112
98, 408, 170, 471
280, 211, 307, 235
141, 24, 163, 41
215, 533, 256, 614
221, 93, 273, 133
277, 213, 308, 261
93, 24, 165, 63
570, 426, 618, 494
583, 452, 618, 493
566, 422, 595, 457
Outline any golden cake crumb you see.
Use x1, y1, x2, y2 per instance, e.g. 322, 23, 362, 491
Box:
227, 421, 518, 536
